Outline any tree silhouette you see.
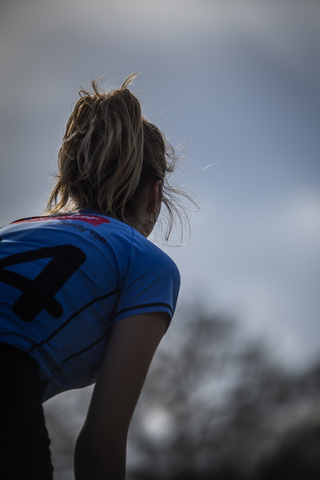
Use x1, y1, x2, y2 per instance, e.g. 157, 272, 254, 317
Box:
127, 305, 320, 479
44, 305, 320, 479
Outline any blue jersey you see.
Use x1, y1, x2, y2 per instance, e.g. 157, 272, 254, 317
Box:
0, 210, 180, 401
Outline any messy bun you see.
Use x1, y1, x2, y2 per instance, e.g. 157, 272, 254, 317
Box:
47, 74, 195, 240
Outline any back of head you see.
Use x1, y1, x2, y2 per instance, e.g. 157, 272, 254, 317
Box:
47, 74, 193, 240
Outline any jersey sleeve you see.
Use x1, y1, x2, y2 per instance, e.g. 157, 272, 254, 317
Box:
114, 231, 180, 324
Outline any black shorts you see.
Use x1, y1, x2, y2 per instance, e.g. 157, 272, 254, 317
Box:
0, 344, 53, 479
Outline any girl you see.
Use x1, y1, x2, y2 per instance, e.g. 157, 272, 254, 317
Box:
0, 74, 190, 479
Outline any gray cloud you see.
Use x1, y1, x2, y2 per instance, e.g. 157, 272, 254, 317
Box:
1, 0, 320, 367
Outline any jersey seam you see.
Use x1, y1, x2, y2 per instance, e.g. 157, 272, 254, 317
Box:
26, 288, 119, 354
115, 302, 174, 318
41, 326, 111, 384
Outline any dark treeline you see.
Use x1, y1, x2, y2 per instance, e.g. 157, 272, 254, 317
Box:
45, 305, 320, 479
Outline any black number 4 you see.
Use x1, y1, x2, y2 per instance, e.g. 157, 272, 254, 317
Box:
0, 245, 86, 321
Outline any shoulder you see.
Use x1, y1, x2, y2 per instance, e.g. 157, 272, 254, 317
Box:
130, 229, 180, 280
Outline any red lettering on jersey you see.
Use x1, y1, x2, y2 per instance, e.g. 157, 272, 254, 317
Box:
11, 214, 110, 226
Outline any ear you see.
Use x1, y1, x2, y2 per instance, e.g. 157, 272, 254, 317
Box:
149, 179, 162, 211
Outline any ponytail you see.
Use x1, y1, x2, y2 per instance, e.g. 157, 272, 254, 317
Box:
47, 74, 196, 241
47, 74, 145, 220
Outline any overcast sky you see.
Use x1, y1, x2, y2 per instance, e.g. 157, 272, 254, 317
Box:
1, 0, 320, 369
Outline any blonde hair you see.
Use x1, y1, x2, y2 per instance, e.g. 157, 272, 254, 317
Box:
47, 74, 194, 240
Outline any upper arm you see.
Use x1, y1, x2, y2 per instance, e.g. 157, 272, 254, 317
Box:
81, 312, 169, 443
